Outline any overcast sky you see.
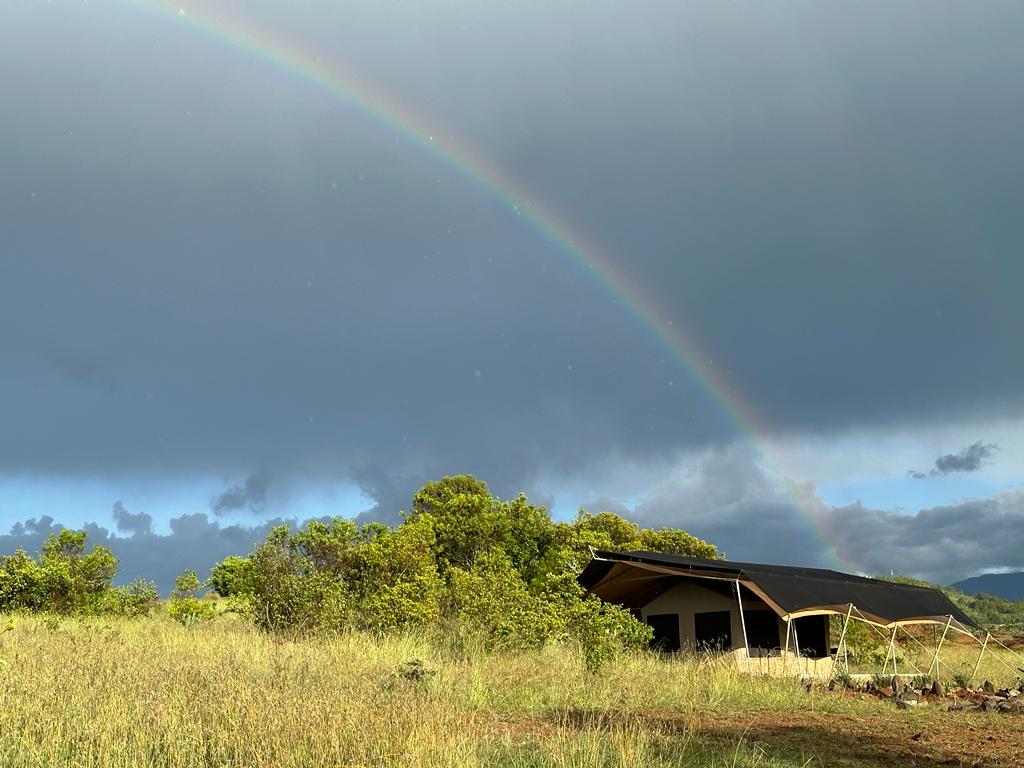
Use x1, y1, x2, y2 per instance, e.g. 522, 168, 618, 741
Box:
2, 1, 1022, 589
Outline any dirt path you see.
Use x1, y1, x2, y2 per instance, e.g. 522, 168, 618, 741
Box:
492, 704, 1024, 767
693, 709, 1024, 768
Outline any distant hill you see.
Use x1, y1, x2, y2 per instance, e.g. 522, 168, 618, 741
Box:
950, 572, 1024, 602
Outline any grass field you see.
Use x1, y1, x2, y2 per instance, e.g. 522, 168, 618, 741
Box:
0, 613, 1021, 768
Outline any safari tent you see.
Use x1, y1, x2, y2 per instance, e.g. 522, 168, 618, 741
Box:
579, 550, 984, 677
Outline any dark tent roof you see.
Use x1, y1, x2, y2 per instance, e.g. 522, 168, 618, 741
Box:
579, 550, 979, 630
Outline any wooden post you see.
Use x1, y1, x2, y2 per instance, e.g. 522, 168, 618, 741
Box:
929, 616, 953, 677
972, 632, 991, 685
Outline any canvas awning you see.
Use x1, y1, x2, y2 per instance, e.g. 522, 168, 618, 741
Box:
579, 550, 979, 631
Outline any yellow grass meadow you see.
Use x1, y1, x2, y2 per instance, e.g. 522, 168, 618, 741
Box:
0, 611, 1021, 768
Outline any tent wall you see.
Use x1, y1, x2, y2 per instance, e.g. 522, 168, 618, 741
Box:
639, 578, 794, 653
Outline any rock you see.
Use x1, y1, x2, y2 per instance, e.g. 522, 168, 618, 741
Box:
996, 689, 1011, 698
997, 701, 1014, 713
931, 680, 945, 697
901, 691, 920, 703
895, 698, 913, 709
1009, 689, 1020, 698
981, 697, 1000, 712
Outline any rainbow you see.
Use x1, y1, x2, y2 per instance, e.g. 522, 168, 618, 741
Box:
122, 0, 844, 568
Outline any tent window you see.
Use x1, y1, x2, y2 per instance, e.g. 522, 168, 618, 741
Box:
646, 614, 680, 652
694, 610, 732, 651
794, 615, 829, 657
742, 610, 779, 650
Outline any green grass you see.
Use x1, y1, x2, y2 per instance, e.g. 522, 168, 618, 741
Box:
0, 613, 1020, 767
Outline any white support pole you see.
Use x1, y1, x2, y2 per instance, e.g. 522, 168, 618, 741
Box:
971, 632, 991, 685
884, 626, 898, 677
929, 616, 953, 677
783, 617, 791, 672
734, 579, 750, 661
891, 626, 900, 676
793, 620, 801, 673
830, 604, 854, 681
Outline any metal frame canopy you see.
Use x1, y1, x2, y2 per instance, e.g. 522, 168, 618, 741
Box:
578, 550, 980, 632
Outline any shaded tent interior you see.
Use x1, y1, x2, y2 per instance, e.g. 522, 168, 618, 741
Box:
579, 550, 978, 658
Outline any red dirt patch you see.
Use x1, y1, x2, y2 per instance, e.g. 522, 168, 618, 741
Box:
694, 709, 1024, 767
482, 702, 1024, 767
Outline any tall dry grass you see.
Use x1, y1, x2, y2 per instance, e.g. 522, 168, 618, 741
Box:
0, 612, 1019, 767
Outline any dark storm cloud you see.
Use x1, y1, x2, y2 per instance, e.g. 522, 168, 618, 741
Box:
908, 441, 998, 479
3, 457, 1017, 591
933, 442, 998, 475
10, 516, 61, 538
349, 466, 422, 526
818, 493, 1024, 586
210, 471, 271, 515
614, 449, 1023, 585
624, 447, 827, 567
111, 501, 153, 536
1, 1, 1023, 515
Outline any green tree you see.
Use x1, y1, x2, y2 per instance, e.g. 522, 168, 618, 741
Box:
564, 509, 719, 561
639, 527, 719, 559
38, 530, 118, 614
0, 530, 119, 614
235, 474, 716, 671
407, 476, 556, 580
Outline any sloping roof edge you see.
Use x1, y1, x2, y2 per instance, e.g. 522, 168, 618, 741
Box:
579, 550, 980, 631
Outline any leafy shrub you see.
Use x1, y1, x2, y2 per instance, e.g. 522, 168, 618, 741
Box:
209, 556, 253, 598
395, 659, 435, 684
167, 570, 216, 626
951, 670, 971, 689
101, 579, 159, 617
0, 531, 118, 615
446, 552, 559, 651
833, 668, 853, 689
349, 519, 443, 632
0, 549, 44, 611
911, 674, 934, 690
236, 474, 711, 670
566, 593, 653, 673
244, 526, 352, 635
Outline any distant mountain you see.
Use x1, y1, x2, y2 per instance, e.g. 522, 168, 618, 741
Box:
950, 572, 1024, 602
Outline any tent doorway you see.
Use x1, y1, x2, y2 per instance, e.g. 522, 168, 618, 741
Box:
743, 610, 780, 650
793, 615, 828, 657
646, 614, 681, 652
694, 610, 732, 651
